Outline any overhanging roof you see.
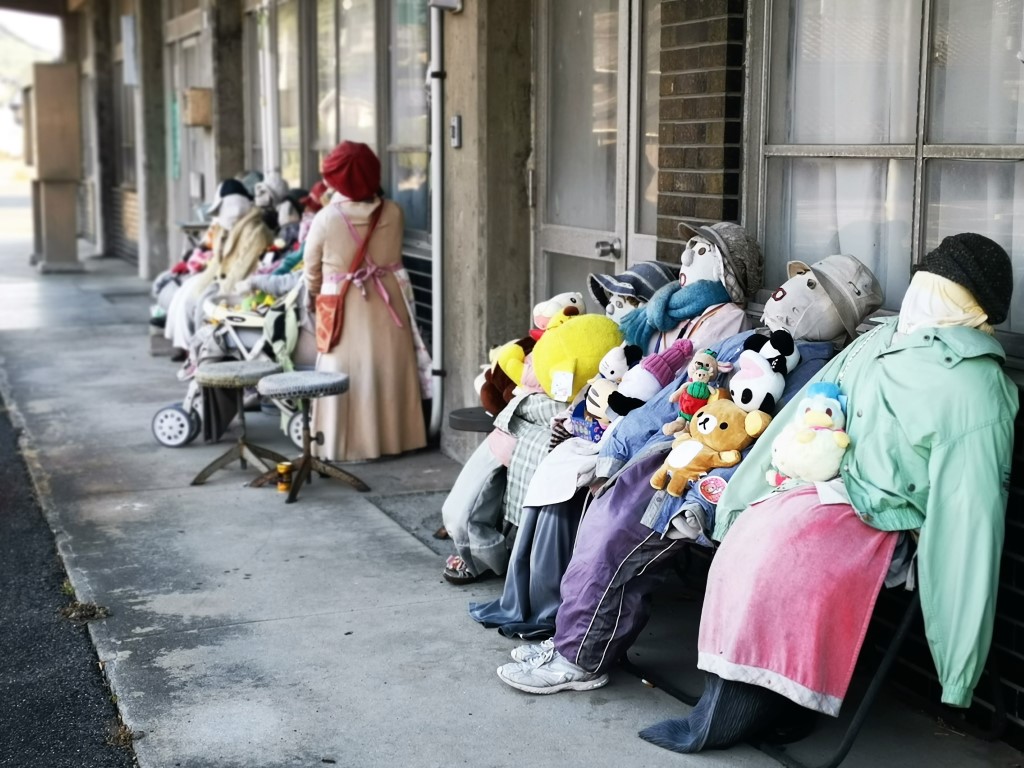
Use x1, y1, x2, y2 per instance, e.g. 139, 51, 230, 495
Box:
0, 0, 67, 16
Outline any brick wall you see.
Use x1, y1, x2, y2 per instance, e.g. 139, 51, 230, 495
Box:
656, 0, 745, 263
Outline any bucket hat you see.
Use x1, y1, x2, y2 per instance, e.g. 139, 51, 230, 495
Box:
678, 221, 764, 303
788, 254, 884, 339
588, 261, 678, 309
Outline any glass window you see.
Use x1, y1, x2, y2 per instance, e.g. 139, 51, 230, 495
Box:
388, 0, 429, 231
243, 11, 266, 173
755, 0, 1024, 339
928, 0, 1024, 144
637, 0, 660, 235
316, 0, 338, 163
547, 0, 618, 230
764, 158, 913, 309
339, 0, 378, 149
768, 0, 921, 145
112, 60, 137, 189
277, 0, 302, 186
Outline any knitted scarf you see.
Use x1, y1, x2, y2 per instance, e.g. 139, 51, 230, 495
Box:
619, 279, 731, 349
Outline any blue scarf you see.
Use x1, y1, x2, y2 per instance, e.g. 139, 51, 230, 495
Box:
619, 280, 731, 349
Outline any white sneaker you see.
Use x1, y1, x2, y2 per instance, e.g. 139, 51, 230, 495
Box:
510, 638, 554, 664
496, 647, 609, 694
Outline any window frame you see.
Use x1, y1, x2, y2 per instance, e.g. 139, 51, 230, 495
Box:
743, 0, 1024, 360
244, 0, 431, 232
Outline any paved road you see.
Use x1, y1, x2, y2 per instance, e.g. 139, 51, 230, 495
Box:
0, 401, 135, 768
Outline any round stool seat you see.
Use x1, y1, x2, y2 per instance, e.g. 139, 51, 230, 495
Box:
195, 360, 283, 388
448, 406, 496, 432
257, 371, 350, 400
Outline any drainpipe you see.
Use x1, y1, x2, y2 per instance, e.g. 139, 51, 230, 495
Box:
428, 6, 445, 438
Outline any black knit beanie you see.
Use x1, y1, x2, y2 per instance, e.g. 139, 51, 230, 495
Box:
915, 233, 1013, 326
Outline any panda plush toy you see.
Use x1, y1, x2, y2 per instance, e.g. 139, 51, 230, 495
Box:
728, 329, 800, 414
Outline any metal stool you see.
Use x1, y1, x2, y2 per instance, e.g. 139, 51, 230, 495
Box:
251, 371, 370, 502
190, 360, 288, 486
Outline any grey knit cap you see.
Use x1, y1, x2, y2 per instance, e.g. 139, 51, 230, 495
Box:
588, 261, 679, 308
678, 221, 764, 303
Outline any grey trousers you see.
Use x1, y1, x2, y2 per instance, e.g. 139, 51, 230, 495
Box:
441, 441, 510, 576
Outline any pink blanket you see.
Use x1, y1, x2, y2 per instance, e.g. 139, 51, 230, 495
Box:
698, 485, 897, 716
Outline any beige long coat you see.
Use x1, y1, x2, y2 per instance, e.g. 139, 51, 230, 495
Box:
304, 198, 426, 461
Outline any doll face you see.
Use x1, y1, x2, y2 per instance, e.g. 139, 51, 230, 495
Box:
761, 268, 844, 342
688, 351, 718, 384
679, 236, 722, 288
605, 293, 642, 324
254, 183, 274, 209
276, 200, 300, 226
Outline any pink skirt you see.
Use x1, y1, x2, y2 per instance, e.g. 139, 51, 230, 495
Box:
698, 485, 897, 715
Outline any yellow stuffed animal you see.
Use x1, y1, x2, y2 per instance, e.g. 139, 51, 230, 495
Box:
530, 314, 622, 402
651, 389, 772, 497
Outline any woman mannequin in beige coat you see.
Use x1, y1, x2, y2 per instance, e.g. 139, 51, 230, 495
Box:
304, 141, 426, 461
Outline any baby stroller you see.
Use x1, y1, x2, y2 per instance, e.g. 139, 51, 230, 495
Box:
151, 286, 309, 449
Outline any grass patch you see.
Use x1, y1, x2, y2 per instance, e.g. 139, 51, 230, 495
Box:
60, 601, 110, 623
106, 721, 134, 749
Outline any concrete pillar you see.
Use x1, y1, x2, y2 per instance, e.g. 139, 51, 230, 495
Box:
61, 12, 81, 64
441, 1, 533, 463
133, 0, 168, 279
211, 0, 246, 181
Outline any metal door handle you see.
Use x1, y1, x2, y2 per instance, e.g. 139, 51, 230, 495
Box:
594, 237, 621, 259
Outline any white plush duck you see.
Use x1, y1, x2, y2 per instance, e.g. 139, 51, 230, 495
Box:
767, 381, 851, 487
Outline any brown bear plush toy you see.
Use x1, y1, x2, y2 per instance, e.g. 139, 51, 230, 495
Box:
650, 389, 772, 497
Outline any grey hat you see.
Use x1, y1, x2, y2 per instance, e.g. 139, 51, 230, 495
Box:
678, 221, 764, 303
588, 261, 679, 308
790, 254, 884, 339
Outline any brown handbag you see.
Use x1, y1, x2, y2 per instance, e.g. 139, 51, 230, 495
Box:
315, 204, 384, 354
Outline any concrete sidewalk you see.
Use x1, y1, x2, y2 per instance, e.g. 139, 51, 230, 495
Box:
1, 229, 1020, 766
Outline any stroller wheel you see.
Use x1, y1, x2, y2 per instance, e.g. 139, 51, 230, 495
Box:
153, 404, 196, 448
287, 411, 305, 450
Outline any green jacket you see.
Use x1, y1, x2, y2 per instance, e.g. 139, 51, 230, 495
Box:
715, 318, 1019, 707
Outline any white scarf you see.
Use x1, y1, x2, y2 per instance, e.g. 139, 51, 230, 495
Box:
896, 271, 994, 336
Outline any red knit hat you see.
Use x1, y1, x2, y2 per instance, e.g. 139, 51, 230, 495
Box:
301, 180, 329, 213
322, 141, 380, 201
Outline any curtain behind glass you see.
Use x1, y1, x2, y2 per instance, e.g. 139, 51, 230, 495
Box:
768, 0, 921, 144
637, 0, 660, 235
547, 0, 618, 230
277, 0, 301, 186
389, 0, 429, 231
316, 0, 338, 164
929, 0, 1024, 144
339, 0, 377, 149
765, 158, 913, 310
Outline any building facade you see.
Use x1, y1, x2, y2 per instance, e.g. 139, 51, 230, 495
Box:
16, 0, 1024, 746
